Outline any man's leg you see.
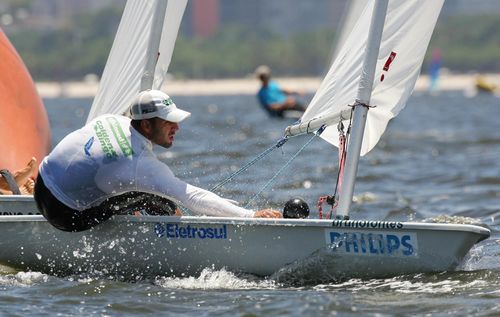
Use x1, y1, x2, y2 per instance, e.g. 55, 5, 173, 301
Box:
35, 176, 178, 232
289, 102, 306, 112
34, 174, 103, 232
99, 192, 177, 216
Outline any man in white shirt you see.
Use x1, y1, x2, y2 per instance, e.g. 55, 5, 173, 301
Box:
34, 90, 281, 232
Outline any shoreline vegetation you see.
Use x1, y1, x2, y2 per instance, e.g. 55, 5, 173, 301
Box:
36, 73, 500, 98
10, 10, 500, 99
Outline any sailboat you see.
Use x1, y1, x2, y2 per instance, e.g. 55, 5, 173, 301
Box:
0, 29, 51, 175
330, 0, 367, 63
474, 74, 498, 94
0, 0, 490, 281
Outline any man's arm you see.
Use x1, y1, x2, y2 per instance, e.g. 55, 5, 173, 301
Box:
135, 158, 281, 218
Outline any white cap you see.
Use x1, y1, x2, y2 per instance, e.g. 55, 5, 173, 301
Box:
254, 65, 271, 77
129, 90, 191, 123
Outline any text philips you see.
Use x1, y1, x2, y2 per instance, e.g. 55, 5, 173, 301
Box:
328, 231, 417, 257
155, 223, 228, 239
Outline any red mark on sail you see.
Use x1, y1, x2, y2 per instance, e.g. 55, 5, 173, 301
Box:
380, 51, 397, 82
383, 51, 397, 71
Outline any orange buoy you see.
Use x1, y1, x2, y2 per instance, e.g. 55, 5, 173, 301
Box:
0, 29, 51, 175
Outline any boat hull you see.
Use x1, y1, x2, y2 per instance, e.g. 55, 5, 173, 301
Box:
0, 30, 50, 173
0, 196, 490, 281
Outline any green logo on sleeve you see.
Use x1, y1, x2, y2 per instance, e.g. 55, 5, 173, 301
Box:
93, 120, 118, 161
106, 117, 134, 157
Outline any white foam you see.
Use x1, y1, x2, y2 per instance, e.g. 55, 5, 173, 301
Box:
155, 268, 276, 290
0, 271, 49, 287
314, 274, 490, 294
423, 214, 482, 224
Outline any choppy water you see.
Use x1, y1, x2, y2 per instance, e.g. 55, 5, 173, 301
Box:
1, 91, 499, 316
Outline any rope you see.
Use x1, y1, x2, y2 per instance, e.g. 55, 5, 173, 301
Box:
244, 125, 326, 209
327, 122, 347, 218
210, 137, 288, 192
181, 137, 289, 216
0, 169, 21, 195
183, 137, 289, 216
316, 108, 354, 219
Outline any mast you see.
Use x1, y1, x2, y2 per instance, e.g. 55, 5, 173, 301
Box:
336, 0, 389, 219
140, 0, 169, 91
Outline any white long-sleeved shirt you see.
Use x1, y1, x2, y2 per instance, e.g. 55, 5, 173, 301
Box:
39, 114, 254, 217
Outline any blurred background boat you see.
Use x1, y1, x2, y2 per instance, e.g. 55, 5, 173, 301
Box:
0, 29, 50, 175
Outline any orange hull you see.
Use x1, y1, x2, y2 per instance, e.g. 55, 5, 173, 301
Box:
0, 29, 51, 175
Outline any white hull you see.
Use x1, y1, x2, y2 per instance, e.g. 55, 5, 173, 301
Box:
0, 196, 490, 281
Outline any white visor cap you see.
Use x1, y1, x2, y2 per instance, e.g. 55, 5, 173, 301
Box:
129, 90, 191, 123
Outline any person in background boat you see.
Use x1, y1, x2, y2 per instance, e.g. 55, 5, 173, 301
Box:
0, 157, 36, 195
255, 65, 306, 118
34, 89, 282, 232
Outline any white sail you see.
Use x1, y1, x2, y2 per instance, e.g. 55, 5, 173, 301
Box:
87, 0, 187, 122
299, 0, 444, 156
331, 0, 368, 62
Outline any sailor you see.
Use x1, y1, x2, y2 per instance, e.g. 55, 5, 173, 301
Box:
34, 90, 282, 232
0, 157, 37, 195
255, 65, 306, 118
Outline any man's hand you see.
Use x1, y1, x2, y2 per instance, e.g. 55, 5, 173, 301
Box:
254, 209, 282, 218
283, 97, 297, 108
174, 208, 183, 216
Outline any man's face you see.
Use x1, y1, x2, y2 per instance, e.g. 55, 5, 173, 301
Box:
149, 117, 179, 148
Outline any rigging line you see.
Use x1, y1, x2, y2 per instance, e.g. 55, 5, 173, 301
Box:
318, 112, 351, 219
332, 108, 353, 204
329, 107, 354, 219
210, 137, 289, 192
181, 137, 289, 216
244, 125, 326, 209
325, 123, 347, 219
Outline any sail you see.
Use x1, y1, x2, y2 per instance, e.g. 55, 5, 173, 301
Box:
331, 0, 368, 62
87, 0, 187, 122
300, 0, 444, 156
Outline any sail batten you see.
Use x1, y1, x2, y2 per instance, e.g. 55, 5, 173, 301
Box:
293, 0, 444, 156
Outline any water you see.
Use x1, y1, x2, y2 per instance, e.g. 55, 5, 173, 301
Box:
1, 91, 499, 316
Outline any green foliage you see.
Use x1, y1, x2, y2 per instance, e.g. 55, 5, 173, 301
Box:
7, 6, 121, 81
428, 15, 500, 71
6, 8, 500, 81
168, 26, 335, 79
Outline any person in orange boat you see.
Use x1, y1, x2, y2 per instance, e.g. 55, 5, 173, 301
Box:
0, 157, 37, 195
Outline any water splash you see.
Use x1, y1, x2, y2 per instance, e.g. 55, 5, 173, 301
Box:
313, 269, 499, 294
0, 271, 49, 287
155, 267, 276, 290
461, 238, 500, 271
353, 192, 377, 204
423, 214, 482, 225
271, 236, 349, 286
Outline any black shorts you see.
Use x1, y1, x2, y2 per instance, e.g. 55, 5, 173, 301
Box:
34, 175, 177, 232
269, 103, 306, 118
